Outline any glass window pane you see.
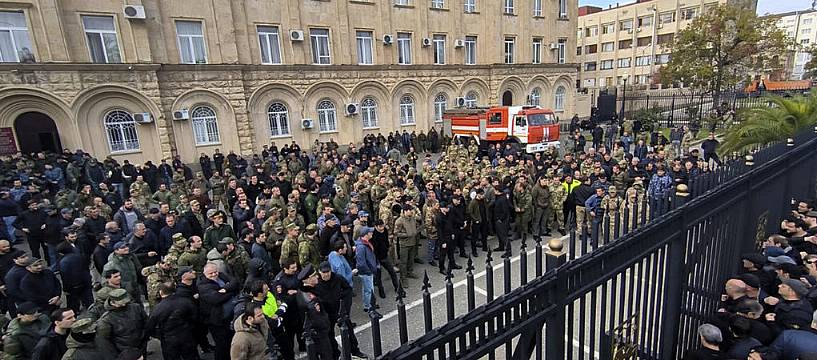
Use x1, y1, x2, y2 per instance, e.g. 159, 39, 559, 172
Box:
86, 33, 106, 63
192, 37, 206, 63
0, 31, 15, 62
0, 11, 26, 27
259, 34, 271, 64
103, 33, 121, 63
82, 16, 115, 31
176, 21, 203, 36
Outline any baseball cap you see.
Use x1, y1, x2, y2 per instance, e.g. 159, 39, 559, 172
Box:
16, 301, 38, 315
113, 241, 129, 250
70, 318, 97, 334
359, 211, 369, 218
177, 266, 194, 279
359, 226, 374, 237
297, 264, 317, 281
782, 279, 809, 298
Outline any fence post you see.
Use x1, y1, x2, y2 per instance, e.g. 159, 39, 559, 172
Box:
520, 239, 528, 286
544, 238, 567, 360
397, 284, 409, 345
340, 314, 352, 360
674, 184, 690, 209
422, 270, 433, 333
369, 310, 383, 357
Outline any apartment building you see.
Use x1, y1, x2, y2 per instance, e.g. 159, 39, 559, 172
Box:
0, 0, 577, 163
576, 0, 752, 90
772, 9, 817, 80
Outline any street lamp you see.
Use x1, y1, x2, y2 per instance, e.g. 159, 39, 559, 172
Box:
620, 73, 628, 122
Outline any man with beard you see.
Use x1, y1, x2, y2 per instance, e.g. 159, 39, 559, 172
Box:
145, 275, 199, 360
19, 258, 62, 313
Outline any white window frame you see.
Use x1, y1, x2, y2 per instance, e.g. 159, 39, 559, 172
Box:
267, 102, 291, 137
395, 0, 410, 5
557, 38, 566, 64
310, 28, 331, 65
636, 55, 652, 66
529, 87, 541, 106
464, 0, 476, 13
504, 37, 515, 64
434, 93, 447, 123
600, 59, 614, 70
0, 11, 33, 63
356, 30, 374, 65
190, 106, 220, 145
554, 86, 566, 111
618, 57, 631, 68
317, 99, 338, 133
399, 95, 416, 125
464, 36, 477, 65
601, 42, 614, 52
681, 7, 697, 20
361, 97, 378, 129
258, 26, 282, 65
433, 34, 446, 65
431, 0, 445, 9
175, 20, 207, 64
504, 0, 514, 14
619, 19, 633, 31
397, 32, 412, 65
465, 91, 478, 108
82, 15, 121, 64
532, 38, 542, 64
104, 110, 140, 153
558, 0, 567, 18
602, 23, 615, 34
533, 0, 542, 17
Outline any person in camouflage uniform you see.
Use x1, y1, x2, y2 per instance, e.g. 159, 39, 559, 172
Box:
513, 181, 533, 242
548, 176, 568, 235
151, 183, 172, 206
394, 206, 420, 281
54, 188, 78, 211
531, 176, 552, 239
222, 238, 250, 285
172, 168, 187, 194
141, 255, 177, 308
130, 175, 151, 201
599, 185, 624, 242
423, 194, 440, 265
166, 234, 188, 259
279, 223, 300, 266
298, 223, 321, 269
177, 235, 207, 272
624, 186, 648, 231
129, 188, 149, 214
282, 205, 305, 231
209, 172, 226, 210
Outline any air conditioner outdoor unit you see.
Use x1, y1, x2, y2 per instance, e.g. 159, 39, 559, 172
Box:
172, 109, 189, 121
133, 112, 153, 124
383, 34, 394, 45
290, 30, 304, 41
422, 38, 432, 47
123, 5, 146, 19
301, 118, 314, 129
346, 103, 360, 116
627, 29, 634, 34
455, 97, 466, 107
549, 43, 559, 50
454, 39, 465, 48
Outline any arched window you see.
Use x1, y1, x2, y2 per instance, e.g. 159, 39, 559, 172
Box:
434, 93, 447, 123
530, 87, 541, 106
191, 106, 220, 145
104, 110, 140, 152
317, 99, 337, 132
554, 86, 566, 111
267, 102, 290, 137
361, 97, 378, 128
465, 91, 478, 108
399, 95, 415, 125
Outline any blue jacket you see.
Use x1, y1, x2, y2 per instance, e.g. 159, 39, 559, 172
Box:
328, 251, 353, 286
585, 194, 603, 215
770, 329, 817, 360
354, 239, 378, 276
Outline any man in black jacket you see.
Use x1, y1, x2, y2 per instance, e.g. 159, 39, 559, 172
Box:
31, 307, 75, 360
145, 281, 200, 360
436, 202, 460, 275
572, 176, 594, 233
493, 188, 512, 254
198, 263, 240, 360
14, 200, 48, 261
19, 258, 62, 313
4, 251, 30, 317
449, 196, 467, 258
314, 261, 367, 359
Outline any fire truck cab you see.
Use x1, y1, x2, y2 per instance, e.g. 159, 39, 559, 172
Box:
442, 106, 560, 153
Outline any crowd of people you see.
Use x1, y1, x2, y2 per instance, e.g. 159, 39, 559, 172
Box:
686, 200, 817, 360
0, 115, 728, 360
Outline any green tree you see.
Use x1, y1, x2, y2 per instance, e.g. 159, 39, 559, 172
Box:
631, 107, 663, 131
720, 92, 817, 154
803, 45, 817, 79
658, 4, 794, 107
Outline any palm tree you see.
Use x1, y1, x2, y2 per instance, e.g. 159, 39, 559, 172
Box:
719, 92, 817, 155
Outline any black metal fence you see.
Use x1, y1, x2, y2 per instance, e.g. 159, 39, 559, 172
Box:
610, 89, 811, 128
339, 129, 817, 360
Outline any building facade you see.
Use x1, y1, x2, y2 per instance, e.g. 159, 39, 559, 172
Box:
0, 0, 578, 164
772, 9, 817, 80
576, 0, 743, 90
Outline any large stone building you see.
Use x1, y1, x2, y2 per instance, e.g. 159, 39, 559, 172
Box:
576, 0, 753, 90
0, 0, 578, 163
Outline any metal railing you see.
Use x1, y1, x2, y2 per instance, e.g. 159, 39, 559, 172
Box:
338, 128, 817, 360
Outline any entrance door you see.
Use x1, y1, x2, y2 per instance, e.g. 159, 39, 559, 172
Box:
502, 91, 513, 106
14, 112, 62, 154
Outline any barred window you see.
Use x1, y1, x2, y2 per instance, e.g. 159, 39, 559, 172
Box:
104, 110, 140, 152
317, 100, 337, 132
465, 91, 478, 108
267, 102, 290, 137
361, 97, 378, 128
191, 106, 220, 145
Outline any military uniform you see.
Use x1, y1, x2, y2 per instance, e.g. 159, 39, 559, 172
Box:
225, 243, 251, 284
423, 199, 439, 263
298, 224, 321, 268
394, 212, 420, 280
166, 236, 188, 259
599, 186, 624, 242
279, 224, 300, 266
177, 246, 207, 272
548, 180, 567, 232
209, 175, 226, 210
514, 186, 533, 240
152, 189, 173, 206
141, 259, 176, 308
531, 182, 552, 238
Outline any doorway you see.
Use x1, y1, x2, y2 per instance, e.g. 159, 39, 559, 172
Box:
502, 91, 513, 106
14, 112, 62, 154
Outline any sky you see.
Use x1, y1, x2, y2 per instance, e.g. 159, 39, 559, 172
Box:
577, 0, 813, 15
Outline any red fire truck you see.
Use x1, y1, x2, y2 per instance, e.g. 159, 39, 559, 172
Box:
442, 106, 560, 153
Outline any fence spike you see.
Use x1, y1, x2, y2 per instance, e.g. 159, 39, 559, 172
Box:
396, 282, 408, 345
466, 256, 476, 312
534, 236, 543, 277
422, 269, 433, 333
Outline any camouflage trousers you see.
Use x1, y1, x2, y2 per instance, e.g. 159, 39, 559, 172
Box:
576, 206, 589, 233
532, 206, 552, 236
549, 206, 565, 231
